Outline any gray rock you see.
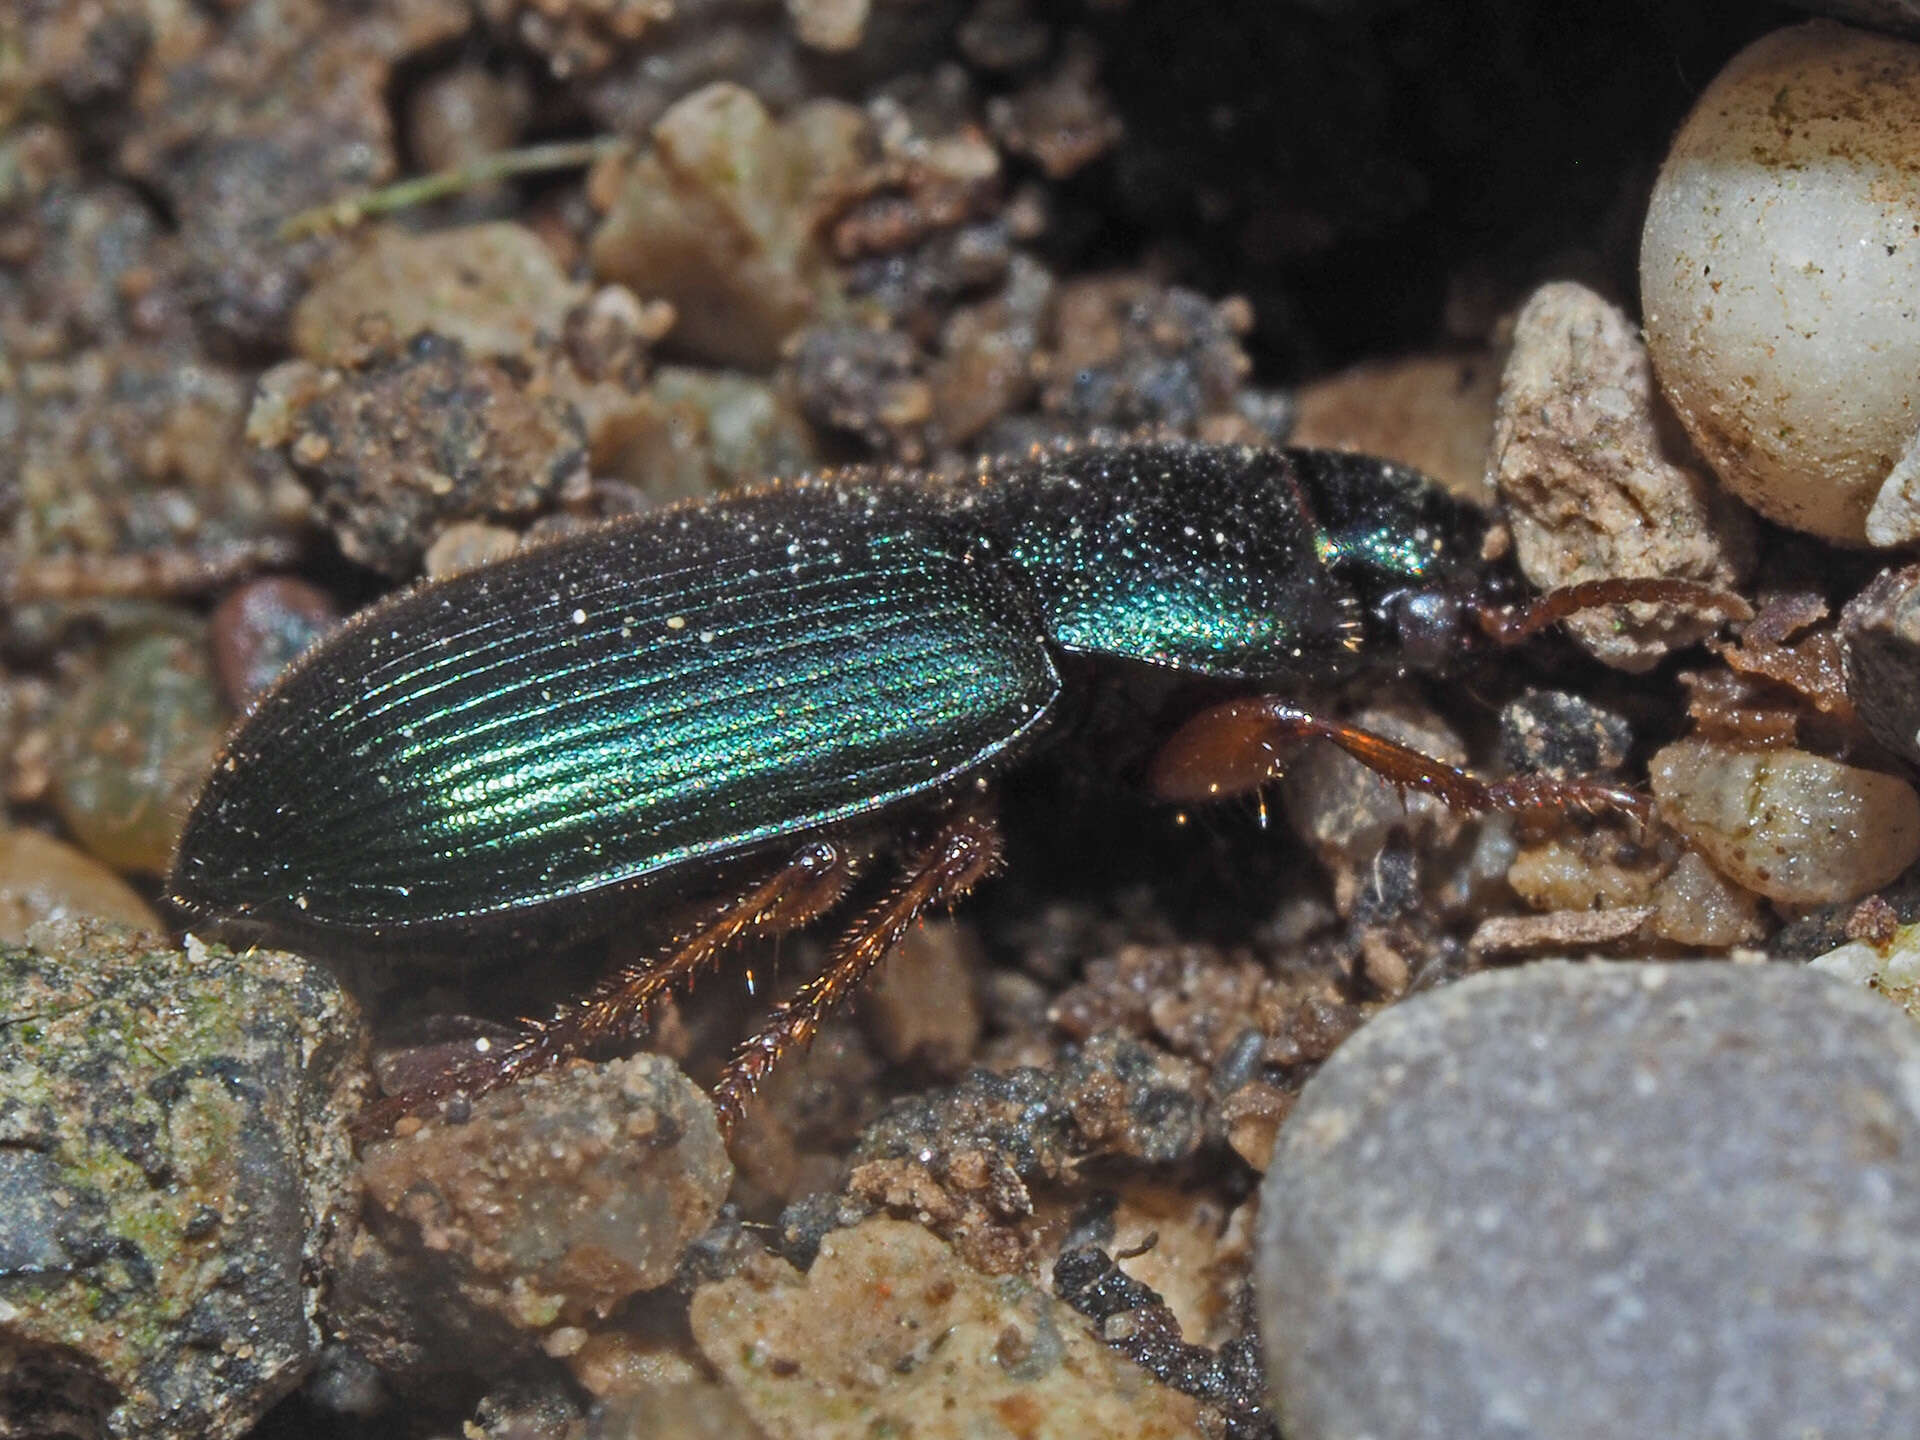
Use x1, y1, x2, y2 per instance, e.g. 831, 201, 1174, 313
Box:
0, 924, 366, 1440
1258, 961, 1920, 1440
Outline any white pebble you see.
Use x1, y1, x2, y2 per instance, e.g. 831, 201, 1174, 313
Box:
1640, 22, 1920, 544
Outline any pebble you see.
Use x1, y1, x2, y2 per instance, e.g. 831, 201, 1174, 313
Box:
0, 825, 162, 942
1281, 698, 1468, 883
354, 1054, 731, 1332
250, 332, 587, 576
51, 626, 226, 876
421, 521, 523, 580
1650, 737, 1920, 904
1501, 828, 1769, 951
1289, 350, 1500, 505
209, 577, 340, 711
1810, 918, 1920, 1019
1841, 561, 1920, 765
1489, 281, 1752, 671
845, 1035, 1209, 1275
691, 1217, 1206, 1440
590, 85, 866, 370
1259, 961, 1920, 1440
404, 63, 531, 178
292, 222, 584, 365
786, 0, 870, 52
987, 39, 1124, 180
1497, 688, 1632, 781
617, 365, 818, 503
1640, 22, 1920, 545
0, 927, 365, 1440
862, 916, 985, 1072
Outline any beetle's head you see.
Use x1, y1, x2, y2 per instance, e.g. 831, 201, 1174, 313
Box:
1371, 557, 1523, 677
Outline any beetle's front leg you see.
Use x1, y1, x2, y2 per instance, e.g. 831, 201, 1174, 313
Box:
1149, 696, 1650, 821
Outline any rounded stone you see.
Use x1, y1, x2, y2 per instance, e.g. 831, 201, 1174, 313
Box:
1640, 22, 1920, 544
1649, 738, 1920, 904
1259, 961, 1920, 1440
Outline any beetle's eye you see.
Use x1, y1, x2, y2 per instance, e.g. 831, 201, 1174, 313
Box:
1392, 589, 1463, 673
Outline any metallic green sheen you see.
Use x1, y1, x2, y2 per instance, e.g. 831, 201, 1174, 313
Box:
963, 445, 1369, 683
170, 485, 1060, 941
1289, 449, 1483, 588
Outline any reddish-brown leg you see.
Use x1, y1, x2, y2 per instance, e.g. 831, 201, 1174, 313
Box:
352, 838, 855, 1139
710, 807, 1003, 1137
1476, 577, 1752, 646
1149, 697, 1650, 822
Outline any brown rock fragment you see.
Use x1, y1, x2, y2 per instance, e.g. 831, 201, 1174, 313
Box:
357, 1055, 729, 1330
590, 85, 865, 369
250, 332, 586, 575
1490, 281, 1753, 671
292, 222, 585, 365
1291, 351, 1501, 505
691, 1219, 1205, 1440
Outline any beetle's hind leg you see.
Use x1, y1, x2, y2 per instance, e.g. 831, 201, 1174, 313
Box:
1149, 696, 1650, 822
353, 838, 854, 1140
711, 806, 1003, 1137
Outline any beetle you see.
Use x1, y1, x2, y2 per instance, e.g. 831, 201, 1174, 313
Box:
168, 441, 1723, 1134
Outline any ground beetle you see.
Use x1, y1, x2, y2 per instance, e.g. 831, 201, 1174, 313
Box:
169, 441, 1723, 1134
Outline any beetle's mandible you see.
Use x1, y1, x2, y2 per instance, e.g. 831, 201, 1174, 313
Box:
169, 441, 1709, 1134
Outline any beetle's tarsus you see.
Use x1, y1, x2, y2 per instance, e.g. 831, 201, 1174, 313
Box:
710, 809, 1002, 1138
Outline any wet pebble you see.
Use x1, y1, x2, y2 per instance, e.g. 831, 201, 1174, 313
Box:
51, 626, 226, 876
1640, 22, 1920, 544
0, 927, 365, 1440
1489, 281, 1752, 671
1650, 737, 1920, 904
1259, 961, 1920, 1440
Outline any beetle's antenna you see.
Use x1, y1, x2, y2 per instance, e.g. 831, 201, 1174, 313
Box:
1476, 577, 1751, 647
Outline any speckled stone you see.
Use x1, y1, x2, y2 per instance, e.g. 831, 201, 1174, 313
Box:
1258, 961, 1920, 1440
0, 926, 366, 1440
692, 1217, 1206, 1440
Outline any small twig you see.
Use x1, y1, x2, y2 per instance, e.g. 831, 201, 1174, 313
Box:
278, 137, 629, 242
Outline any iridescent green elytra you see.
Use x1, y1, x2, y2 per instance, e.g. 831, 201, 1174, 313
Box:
168, 443, 1490, 947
